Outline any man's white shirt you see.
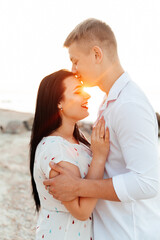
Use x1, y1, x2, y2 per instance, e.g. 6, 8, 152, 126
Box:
93, 72, 160, 240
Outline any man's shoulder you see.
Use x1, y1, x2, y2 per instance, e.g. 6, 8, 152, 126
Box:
119, 80, 146, 101
108, 80, 155, 121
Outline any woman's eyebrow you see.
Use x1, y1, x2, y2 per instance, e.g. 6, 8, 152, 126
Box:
73, 85, 82, 91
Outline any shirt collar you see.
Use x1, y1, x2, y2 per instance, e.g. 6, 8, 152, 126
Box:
101, 72, 131, 110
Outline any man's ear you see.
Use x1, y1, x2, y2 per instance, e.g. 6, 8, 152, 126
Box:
92, 46, 103, 63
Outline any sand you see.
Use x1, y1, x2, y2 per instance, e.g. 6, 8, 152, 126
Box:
0, 110, 37, 240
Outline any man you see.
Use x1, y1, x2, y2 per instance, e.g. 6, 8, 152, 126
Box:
44, 18, 160, 239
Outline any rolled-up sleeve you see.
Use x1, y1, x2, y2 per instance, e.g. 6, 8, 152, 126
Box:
112, 101, 160, 202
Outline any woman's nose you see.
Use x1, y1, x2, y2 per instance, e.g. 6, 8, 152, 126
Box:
84, 92, 91, 100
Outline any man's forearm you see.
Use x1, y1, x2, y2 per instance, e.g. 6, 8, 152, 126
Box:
81, 155, 120, 201
77, 178, 120, 201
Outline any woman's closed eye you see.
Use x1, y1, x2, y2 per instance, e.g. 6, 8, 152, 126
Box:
74, 91, 81, 94
74, 87, 83, 95
74, 88, 85, 95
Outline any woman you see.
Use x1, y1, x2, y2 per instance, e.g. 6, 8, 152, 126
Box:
30, 69, 109, 240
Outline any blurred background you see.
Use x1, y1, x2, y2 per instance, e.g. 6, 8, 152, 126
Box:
0, 0, 160, 123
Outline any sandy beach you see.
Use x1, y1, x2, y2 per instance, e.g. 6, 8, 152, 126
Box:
0, 109, 160, 240
0, 109, 37, 240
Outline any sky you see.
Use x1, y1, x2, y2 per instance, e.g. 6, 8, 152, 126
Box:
0, 0, 160, 122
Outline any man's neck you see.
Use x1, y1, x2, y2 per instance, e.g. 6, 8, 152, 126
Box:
98, 61, 124, 95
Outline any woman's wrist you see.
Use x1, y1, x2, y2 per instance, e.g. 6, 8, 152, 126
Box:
75, 178, 84, 196
92, 154, 107, 164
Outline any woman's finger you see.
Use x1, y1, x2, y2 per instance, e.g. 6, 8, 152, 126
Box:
95, 118, 102, 139
105, 127, 110, 142
99, 118, 105, 139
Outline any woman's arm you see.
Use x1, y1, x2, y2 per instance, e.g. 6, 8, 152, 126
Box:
49, 157, 105, 221
49, 118, 109, 221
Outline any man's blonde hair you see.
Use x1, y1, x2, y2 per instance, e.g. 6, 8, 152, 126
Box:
64, 18, 118, 59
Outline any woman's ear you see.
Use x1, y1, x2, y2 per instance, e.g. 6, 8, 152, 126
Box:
58, 103, 63, 111
92, 46, 103, 63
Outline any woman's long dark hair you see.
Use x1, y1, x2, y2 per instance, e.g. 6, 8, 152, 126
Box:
30, 69, 90, 212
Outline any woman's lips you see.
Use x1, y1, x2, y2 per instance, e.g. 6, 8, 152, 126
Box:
81, 102, 88, 109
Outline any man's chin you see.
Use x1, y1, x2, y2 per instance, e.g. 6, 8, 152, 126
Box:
83, 82, 96, 87
80, 77, 97, 87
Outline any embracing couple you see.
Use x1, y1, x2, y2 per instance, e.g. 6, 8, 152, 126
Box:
30, 18, 160, 240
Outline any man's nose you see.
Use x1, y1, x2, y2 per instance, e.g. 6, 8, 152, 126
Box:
72, 64, 77, 74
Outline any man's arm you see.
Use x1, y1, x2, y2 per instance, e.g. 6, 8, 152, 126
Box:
111, 101, 160, 202
49, 160, 103, 221
86, 101, 160, 202
78, 178, 119, 201
45, 161, 119, 202
44, 102, 159, 203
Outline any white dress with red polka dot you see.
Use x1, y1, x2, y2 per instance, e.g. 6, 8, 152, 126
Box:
34, 136, 93, 240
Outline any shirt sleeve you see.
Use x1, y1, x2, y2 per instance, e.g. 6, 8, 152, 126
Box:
112, 101, 160, 202
39, 140, 79, 179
